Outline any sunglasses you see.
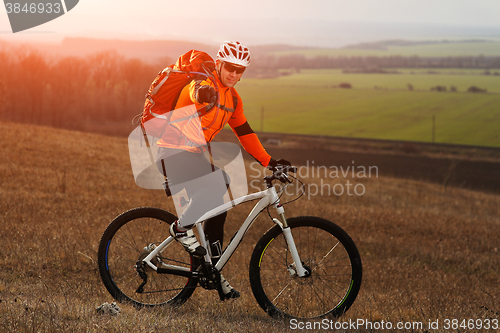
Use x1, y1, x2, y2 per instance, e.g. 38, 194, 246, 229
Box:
223, 62, 246, 74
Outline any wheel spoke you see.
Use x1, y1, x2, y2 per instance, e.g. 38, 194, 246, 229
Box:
312, 240, 341, 270
271, 279, 294, 304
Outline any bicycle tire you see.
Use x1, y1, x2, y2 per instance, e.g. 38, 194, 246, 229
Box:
249, 216, 362, 319
97, 207, 198, 308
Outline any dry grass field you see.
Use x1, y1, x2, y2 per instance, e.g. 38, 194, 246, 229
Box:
0, 122, 499, 332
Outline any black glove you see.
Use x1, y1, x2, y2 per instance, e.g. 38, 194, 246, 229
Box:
268, 158, 291, 169
196, 85, 217, 104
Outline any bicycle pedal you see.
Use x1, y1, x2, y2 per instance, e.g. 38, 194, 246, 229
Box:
218, 288, 240, 301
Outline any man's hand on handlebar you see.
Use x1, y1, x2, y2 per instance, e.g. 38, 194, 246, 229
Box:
266, 158, 296, 184
268, 158, 291, 169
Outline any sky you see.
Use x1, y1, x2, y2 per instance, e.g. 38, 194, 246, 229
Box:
2, 0, 500, 47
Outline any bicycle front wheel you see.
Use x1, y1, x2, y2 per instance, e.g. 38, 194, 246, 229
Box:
97, 207, 198, 308
249, 216, 362, 319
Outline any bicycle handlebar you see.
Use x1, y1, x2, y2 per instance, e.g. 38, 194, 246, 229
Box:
264, 164, 297, 187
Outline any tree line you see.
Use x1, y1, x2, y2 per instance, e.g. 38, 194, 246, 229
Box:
0, 48, 160, 136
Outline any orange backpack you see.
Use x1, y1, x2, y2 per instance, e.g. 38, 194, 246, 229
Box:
140, 50, 216, 137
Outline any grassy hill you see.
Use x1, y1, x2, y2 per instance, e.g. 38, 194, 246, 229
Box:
0, 122, 499, 332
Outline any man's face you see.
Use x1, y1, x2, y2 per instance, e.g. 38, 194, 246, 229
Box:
217, 60, 245, 88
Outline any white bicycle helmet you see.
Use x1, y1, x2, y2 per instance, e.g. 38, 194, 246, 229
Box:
217, 41, 251, 67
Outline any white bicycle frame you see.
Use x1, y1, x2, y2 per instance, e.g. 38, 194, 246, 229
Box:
142, 184, 307, 277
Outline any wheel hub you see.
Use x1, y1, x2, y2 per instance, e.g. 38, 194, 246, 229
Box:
287, 263, 312, 278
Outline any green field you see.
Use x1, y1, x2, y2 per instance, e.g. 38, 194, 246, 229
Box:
266, 69, 500, 92
236, 70, 500, 147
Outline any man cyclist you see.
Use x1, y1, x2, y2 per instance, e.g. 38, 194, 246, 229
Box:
156, 41, 290, 300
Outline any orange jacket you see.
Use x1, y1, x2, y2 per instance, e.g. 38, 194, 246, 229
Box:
158, 73, 272, 167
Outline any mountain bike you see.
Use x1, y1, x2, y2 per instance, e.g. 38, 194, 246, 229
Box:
97, 164, 362, 319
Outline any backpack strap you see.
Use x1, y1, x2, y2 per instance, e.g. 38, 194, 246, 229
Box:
232, 95, 238, 110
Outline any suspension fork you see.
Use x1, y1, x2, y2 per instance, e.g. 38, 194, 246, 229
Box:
270, 188, 307, 277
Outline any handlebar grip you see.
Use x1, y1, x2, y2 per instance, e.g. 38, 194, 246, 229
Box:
267, 165, 297, 174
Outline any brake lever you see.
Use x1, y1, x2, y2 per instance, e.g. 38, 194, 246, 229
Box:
281, 173, 292, 184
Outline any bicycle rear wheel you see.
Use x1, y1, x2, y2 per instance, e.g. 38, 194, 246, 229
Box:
249, 216, 362, 319
98, 207, 198, 307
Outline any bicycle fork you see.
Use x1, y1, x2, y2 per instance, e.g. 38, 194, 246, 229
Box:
271, 194, 308, 278
274, 219, 308, 277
